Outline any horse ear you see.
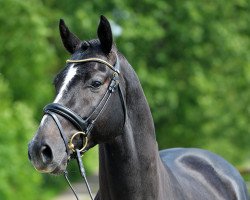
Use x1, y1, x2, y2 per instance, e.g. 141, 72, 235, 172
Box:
59, 19, 81, 54
97, 15, 113, 54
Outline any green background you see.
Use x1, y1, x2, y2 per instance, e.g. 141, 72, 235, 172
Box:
0, 0, 249, 199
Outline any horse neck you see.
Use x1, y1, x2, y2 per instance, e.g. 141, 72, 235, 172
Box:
98, 58, 182, 200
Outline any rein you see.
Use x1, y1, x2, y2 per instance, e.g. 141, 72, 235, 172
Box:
43, 54, 126, 200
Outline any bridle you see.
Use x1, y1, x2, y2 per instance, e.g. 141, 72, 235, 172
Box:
43, 53, 126, 200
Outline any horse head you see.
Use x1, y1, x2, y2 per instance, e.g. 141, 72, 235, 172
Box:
28, 16, 125, 175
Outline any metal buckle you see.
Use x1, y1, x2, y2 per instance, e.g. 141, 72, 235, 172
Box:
68, 132, 88, 153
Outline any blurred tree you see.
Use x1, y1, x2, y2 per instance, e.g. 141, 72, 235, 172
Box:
0, 0, 55, 117
0, 0, 58, 199
0, 76, 45, 199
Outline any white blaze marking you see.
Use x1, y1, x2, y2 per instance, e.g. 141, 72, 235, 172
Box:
40, 64, 77, 127
54, 64, 77, 103
40, 115, 47, 126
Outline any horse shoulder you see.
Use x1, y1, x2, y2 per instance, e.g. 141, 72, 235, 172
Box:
159, 148, 249, 200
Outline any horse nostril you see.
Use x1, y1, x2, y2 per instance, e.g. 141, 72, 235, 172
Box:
40, 145, 53, 164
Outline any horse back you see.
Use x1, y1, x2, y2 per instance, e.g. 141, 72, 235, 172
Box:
160, 148, 249, 200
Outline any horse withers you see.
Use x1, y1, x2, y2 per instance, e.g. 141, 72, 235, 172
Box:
28, 15, 249, 200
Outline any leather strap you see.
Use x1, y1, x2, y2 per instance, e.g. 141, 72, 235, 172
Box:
44, 103, 88, 132
45, 111, 70, 154
66, 53, 121, 74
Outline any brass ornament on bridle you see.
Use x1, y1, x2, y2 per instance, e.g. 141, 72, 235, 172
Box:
68, 132, 88, 153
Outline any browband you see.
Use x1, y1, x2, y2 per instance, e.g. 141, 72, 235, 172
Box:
66, 53, 120, 74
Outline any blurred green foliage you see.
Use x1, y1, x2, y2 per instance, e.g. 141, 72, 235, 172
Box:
0, 77, 45, 199
0, 0, 249, 199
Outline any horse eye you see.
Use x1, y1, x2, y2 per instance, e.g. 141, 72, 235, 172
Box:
91, 81, 102, 88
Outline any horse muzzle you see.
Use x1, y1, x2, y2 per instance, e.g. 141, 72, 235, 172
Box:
28, 139, 68, 174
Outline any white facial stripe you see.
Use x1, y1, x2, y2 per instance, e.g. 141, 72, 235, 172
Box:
40, 115, 47, 126
54, 64, 77, 103
39, 64, 76, 127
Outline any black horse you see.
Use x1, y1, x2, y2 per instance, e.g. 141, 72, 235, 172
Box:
28, 16, 249, 200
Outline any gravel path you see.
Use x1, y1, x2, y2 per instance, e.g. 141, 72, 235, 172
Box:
54, 176, 99, 200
